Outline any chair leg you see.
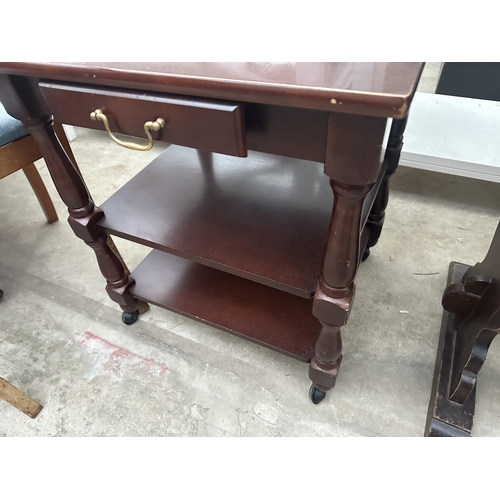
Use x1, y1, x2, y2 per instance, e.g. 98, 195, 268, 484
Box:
22, 163, 58, 223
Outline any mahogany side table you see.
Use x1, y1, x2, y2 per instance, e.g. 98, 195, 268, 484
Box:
0, 63, 423, 403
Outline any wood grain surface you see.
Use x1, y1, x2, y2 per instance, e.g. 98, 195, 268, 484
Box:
0, 377, 43, 418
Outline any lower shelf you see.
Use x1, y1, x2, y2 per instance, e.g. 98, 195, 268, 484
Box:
130, 250, 321, 361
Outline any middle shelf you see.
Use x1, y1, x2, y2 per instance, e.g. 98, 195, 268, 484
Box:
97, 145, 374, 298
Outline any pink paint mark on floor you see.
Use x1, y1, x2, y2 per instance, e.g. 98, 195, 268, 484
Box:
77, 331, 168, 377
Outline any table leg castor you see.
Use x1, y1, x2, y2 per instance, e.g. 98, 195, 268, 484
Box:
362, 248, 370, 262
309, 385, 326, 404
122, 309, 139, 325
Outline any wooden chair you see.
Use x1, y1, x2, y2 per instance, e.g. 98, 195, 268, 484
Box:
0, 101, 78, 224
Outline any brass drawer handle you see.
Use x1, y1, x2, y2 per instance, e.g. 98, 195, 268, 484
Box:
90, 109, 165, 151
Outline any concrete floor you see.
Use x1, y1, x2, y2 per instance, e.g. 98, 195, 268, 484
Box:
1, 63, 500, 437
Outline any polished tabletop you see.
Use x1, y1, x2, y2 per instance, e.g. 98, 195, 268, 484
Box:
0, 62, 424, 118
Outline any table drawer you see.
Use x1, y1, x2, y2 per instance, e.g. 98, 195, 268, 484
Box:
39, 81, 247, 157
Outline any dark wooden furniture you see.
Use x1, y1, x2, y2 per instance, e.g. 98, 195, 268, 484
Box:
0, 63, 423, 403
425, 221, 500, 436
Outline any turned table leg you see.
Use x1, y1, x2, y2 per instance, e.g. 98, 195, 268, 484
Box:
33, 119, 140, 322
309, 112, 388, 403
365, 116, 408, 251
0, 75, 139, 323
57, 122, 150, 317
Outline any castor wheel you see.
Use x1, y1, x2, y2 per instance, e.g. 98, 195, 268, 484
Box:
361, 247, 370, 262
309, 385, 326, 404
122, 309, 139, 325
0, 289, 3, 299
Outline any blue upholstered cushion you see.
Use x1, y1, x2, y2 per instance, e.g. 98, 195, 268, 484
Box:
0, 101, 29, 148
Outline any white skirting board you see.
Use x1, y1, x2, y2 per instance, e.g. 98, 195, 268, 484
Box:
400, 92, 500, 183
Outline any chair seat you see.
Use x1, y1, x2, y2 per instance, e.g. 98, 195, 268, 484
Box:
0, 102, 29, 148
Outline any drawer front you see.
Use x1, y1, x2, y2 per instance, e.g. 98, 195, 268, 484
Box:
39, 81, 247, 157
